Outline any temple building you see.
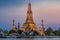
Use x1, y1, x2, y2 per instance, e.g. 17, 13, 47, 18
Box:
21, 1, 38, 32
39, 20, 45, 36
11, 0, 45, 36
12, 20, 17, 31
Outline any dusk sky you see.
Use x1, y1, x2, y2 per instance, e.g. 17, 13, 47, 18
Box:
0, 0, 60, 31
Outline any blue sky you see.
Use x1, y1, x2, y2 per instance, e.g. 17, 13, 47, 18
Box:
0, 0, 60, 31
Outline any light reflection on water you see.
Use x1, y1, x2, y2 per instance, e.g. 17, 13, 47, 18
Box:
0, 38, 60, 40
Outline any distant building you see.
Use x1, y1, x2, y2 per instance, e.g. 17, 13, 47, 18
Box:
12, 20, 17, 31
3, 30, 8, 36
9, 33, 17, 36
0, 28, 4, 37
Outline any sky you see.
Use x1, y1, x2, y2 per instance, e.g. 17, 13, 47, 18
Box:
0, 0, 60, 31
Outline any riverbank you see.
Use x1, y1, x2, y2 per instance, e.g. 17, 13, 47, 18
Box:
0, 36, 60, 38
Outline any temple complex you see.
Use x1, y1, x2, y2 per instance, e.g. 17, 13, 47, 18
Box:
12, 0, 45, 36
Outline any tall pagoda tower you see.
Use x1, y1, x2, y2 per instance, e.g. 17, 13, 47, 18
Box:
21, 0, 38, 32
12, 20, 17, 31
40, 20, 45, 36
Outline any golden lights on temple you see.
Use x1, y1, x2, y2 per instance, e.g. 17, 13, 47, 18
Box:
12, 0, 45, 36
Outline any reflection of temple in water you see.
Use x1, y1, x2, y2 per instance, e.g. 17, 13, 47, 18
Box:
12, 0, 45, 36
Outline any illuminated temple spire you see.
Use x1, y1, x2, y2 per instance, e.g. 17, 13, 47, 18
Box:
22, 0, 38, 32
25, 0, 34, 24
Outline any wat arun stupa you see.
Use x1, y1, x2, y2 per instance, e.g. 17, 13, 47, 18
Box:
21, 1, 38, 32
12, 0, 45, 36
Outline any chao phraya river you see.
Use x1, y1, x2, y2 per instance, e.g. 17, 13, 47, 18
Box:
0, 38, 60, 40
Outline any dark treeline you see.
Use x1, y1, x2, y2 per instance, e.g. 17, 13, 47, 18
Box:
0, 27, 60, 36
45, 27, 60, 36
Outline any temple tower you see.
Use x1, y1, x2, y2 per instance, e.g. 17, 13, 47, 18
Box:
40, 20, 45, 36
12, 20, 16, 31
25, 0, 34, 24
21, 0, 38, 32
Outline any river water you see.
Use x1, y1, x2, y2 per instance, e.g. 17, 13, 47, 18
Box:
0, 38, 60, 40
